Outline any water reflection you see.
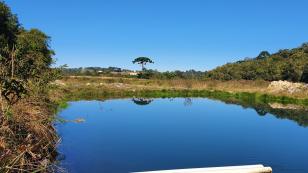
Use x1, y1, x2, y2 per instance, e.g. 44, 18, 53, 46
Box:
132, 97, 195, 107
132, 98, 153, 106
210, 98, 308, 127
184, 98, 193, 106
57, 98, 308, 173
133, 97, 308, 127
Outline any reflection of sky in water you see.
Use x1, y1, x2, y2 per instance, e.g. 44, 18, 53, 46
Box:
57, 98, 308, 173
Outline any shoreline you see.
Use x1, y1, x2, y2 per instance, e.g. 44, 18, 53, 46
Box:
53, 76, 308, 104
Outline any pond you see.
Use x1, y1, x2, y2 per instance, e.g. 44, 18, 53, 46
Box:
56, 98, 308, 173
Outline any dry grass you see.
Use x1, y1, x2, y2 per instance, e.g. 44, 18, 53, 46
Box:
0, 96, 59, 173
59, 76, 269, 93
61, 76, 269, 89
56, 76, 308, 99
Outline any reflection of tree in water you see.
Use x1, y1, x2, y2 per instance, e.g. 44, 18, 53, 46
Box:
255, 108, 267, 116
132, 98, 153, 106
219, 98, 308, 127
262, 106, 308, 127
98, 100, 105, 111
97, 100, 113, 112
133, 93, 308, 127
184, 98, 192, 106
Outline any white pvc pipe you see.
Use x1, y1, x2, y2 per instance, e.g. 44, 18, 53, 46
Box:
133, 164, 272, 173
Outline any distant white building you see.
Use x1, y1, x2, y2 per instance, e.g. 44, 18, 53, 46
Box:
129, 72, 138, 76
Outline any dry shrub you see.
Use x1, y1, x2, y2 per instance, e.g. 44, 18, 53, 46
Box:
0, 96, 59, 173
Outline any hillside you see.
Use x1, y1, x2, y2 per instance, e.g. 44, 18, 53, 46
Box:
206, 43, 308, 83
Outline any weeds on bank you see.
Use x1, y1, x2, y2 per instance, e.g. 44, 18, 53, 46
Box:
0, 96, 59, 173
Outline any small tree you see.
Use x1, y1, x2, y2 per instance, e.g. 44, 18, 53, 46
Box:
132, 57, 154, 71
301, 43, 308, 53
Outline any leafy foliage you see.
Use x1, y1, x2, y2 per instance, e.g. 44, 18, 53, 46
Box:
0, 1, 57, 106
300, 64, 308, 83
0, 1, 19, 49
137, 69, 154, 79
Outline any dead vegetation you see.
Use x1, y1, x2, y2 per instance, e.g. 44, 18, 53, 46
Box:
0, 96, 59, 173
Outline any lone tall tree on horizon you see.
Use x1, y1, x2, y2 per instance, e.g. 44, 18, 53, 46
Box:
132, 57, 154, 71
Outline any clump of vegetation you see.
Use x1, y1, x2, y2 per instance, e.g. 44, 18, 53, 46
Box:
0, 1, 60, 172
206, 43, 308, 82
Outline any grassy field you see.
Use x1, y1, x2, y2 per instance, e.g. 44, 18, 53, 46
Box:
57, 76, 269, 92
53, 76, 308, 100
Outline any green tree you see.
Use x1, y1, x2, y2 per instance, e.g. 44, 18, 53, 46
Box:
0, 1, 19, 49
132, 57, 154, 71
282, 63, 300, 82
302, 43, 308, 54
0, 1, 20, 111
15, 29, 57, 94
206, 43, 308, 82
256, 51, 270, 59
277, 49, 290, 59
0, 1, 56, 113
300, 64, 308, 83
15, 29, 54, 79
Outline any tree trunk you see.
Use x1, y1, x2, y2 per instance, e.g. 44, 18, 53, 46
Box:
0, 63, 4, 114
141, 63, 145, 71
11, 45, 15, 78
0, 87, 4, 115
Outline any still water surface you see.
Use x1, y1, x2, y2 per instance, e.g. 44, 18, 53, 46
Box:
57, 98, 308, 173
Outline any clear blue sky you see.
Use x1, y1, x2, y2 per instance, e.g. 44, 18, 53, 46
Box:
5, 0, 308, 71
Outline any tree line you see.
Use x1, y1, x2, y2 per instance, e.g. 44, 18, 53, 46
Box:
63, 45, 308, 83
62, 66, 131, 76
62, 57, 207, 79
206, 43, 308, 83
